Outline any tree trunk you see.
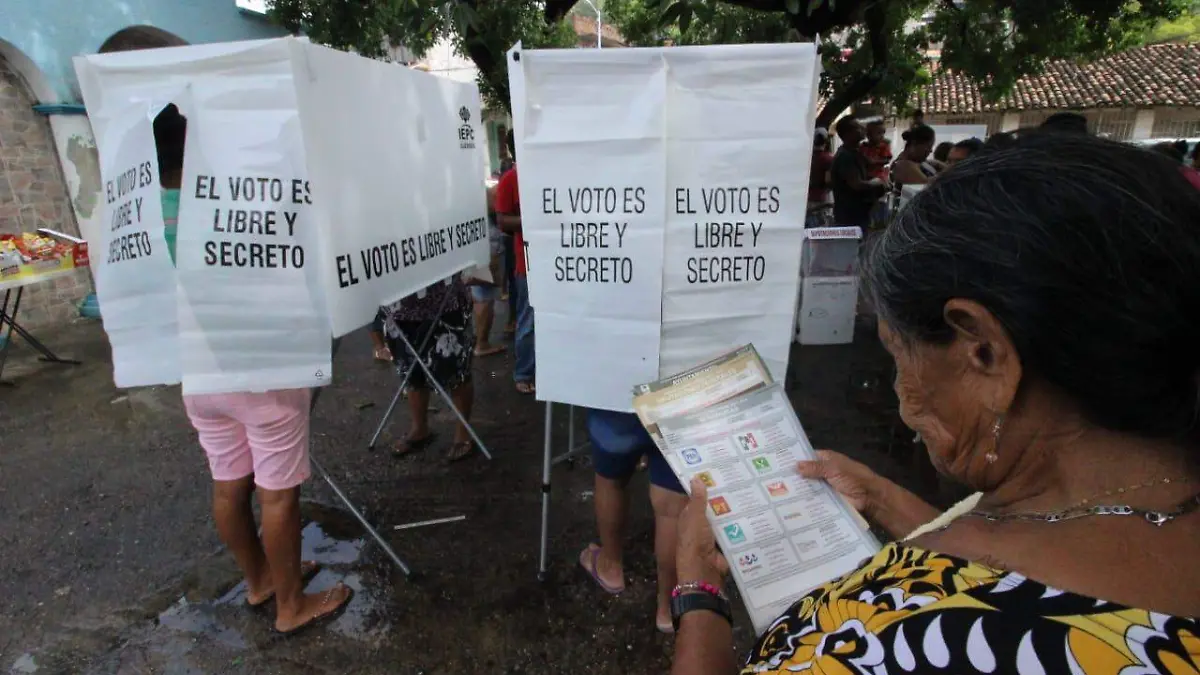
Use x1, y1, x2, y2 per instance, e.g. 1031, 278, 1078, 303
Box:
815, 0, 889, 129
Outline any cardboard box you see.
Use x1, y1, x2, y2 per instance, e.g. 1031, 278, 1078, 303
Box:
795, 227, 862, 345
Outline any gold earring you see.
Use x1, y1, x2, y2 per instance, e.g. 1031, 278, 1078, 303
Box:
985, 414, 1004, 464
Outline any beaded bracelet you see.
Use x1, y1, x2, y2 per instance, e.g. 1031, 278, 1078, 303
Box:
672, 581, 727, 601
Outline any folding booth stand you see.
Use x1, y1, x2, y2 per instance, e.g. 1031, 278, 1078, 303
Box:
312, 334, 472, 577
365, 282, 496, 462
537, 402, 591, 580
310, 338, 412, 576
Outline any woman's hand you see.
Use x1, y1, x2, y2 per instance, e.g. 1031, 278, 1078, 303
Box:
797, 450, 881, 516
676, 478, 730, 588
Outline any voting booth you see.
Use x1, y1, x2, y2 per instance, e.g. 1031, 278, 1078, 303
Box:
508, 42, 822, 577
796, 227, 861, 346
75, 37, 492, 574
74, 37, 490, 394
511, 42, 821, 412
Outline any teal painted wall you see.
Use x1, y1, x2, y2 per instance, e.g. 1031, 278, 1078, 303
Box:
0, 0, 286, 103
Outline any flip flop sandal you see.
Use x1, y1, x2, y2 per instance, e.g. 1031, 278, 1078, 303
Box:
392, 433, 437, 458
247, 561, 322, 609
578, 544, 625, 595
656, 621, 676, 635
446, 441, 475, 463
515, 381, 536, 395
272, 583, 354, 637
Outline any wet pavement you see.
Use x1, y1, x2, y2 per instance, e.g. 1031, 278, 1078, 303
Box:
0, 315, 941, 674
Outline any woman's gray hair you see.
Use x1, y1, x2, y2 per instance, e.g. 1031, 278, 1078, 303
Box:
863, 131, 1200, 440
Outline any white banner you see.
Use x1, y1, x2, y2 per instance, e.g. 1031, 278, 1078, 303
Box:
174, 56, 331, 395
290, 42, 490, 337
517, 48, 667, 410
660, 45, 816, 380
91, 102, 181, 387
76, 38, 488, 392
510, 43, 817, 411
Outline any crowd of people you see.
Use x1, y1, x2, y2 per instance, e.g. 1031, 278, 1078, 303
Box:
152, 95, 1200, 672
809, 109, 1200, 234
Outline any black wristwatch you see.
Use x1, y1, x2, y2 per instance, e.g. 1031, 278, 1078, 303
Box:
671, 590, 734, 632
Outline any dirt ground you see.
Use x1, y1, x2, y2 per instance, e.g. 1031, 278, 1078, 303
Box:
0, 311, 946, 675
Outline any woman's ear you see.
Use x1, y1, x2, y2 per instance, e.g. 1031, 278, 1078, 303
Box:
943, 298, 1022, 411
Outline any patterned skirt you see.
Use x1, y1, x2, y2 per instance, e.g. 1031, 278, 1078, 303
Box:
383, 304, 475, 393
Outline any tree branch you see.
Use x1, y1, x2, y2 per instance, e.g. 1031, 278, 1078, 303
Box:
716, 0, 869, 36
545, 0, 580, 24
815, 0, 889, 128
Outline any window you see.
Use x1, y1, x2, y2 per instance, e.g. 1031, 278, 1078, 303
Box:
1086, 109, 1136, 141
1151, 108, 1200, 139
928, 114, 1001, 136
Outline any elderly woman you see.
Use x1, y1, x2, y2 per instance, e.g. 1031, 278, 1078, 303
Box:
670, 132, 1200, 674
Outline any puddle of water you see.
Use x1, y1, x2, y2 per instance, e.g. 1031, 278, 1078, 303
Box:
215, 516, 367, 607
157, 597, 248, 650
72, 506, 390, 675
305, 570, 392, 640
9, 653, 38, 674
301, 520, 365, 565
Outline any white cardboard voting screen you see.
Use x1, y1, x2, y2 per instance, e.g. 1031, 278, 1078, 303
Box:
510, 43, 819, 412
75, 38, 489, 393
88, 102, 180, 388
291, 43, 490, 335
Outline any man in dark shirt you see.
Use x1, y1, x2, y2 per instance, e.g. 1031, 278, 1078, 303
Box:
830, 115, 887, 227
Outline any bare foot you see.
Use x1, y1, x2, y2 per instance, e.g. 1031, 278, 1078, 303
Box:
578, 543, 625, 594
274, 583, 353, 634
474, 344, 507, 357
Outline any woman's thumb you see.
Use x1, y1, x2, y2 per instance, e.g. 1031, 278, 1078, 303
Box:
689, 477, 709, 503
797, 457, 827, 480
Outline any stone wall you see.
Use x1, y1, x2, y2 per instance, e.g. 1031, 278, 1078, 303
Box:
0, 55, 91, 329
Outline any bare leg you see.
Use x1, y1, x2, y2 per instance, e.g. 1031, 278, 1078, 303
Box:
581, 473, 629, 592
473, 301, 504, 356
446, 379, 475, 461
406, 387, 431, 439
212, 476, 270, 601
651, 485, 689, 631
258, 485, 349, 632
451, 380, 474, 444
369, 330, 391, 361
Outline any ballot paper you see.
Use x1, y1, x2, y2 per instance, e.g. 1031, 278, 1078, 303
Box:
632, 344, 773, 450
652, 380, 881, 634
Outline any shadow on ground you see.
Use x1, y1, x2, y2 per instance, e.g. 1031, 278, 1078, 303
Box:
0, 314, 950, 674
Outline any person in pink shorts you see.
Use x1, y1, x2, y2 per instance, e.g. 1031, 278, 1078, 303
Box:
155, 108, 350, 634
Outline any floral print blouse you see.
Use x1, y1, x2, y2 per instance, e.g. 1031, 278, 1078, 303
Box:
743, 543, 1199, 675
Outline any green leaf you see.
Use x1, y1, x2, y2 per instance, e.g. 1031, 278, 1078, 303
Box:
786, 0, 800, 14
806, 0, 822, 16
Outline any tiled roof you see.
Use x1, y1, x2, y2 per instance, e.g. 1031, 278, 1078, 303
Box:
914, 43, 1200, 114
571, 15, 625, 46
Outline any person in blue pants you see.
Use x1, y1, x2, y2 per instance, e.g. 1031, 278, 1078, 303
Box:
578, 409, 689, 634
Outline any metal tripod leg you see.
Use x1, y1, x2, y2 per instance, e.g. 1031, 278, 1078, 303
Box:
312, 337, 413, 575
393, 328, 495, 461
366, 289, 455, 450
538, 401, 553, 581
